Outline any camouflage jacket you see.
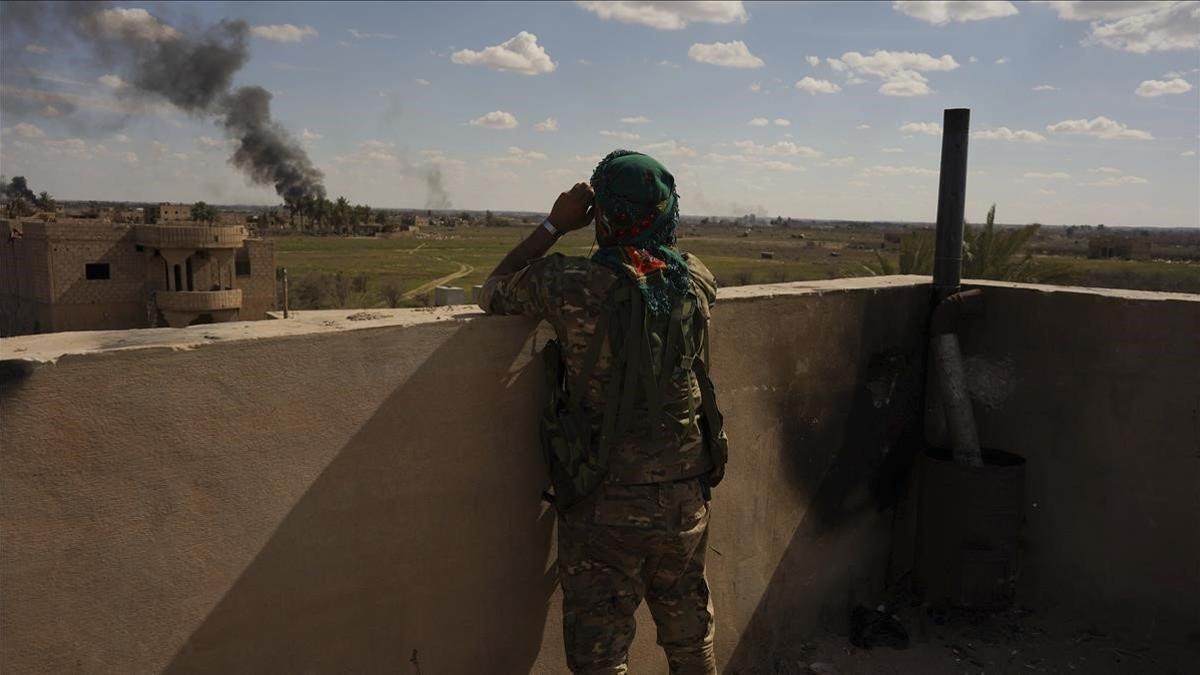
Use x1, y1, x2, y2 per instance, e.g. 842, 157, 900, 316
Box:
480, 252, 718, 485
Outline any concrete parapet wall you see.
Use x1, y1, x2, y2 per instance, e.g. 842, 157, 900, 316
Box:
953, 280, 1200, 635
1, 276, 1197, 672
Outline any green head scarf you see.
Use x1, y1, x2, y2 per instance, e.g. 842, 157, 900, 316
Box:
590, 150, 689, 314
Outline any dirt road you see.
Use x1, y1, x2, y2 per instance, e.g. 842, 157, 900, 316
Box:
402, 260, 475, 300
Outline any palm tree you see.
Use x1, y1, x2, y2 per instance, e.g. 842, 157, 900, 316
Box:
864, 204, 1070, 283
36, 191, 56, 212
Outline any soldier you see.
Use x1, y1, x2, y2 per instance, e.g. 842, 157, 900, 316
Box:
479, 150, 729, 674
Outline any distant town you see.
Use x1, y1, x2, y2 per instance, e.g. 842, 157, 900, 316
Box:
3, 174, 1198, 338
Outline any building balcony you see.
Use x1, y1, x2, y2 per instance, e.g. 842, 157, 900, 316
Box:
154, 288, 242, 313
134, 224, 247, 250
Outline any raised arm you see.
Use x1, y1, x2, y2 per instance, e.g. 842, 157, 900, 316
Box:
486, 182, 595, 279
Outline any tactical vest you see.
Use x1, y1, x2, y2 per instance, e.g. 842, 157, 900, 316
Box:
539, 265, 729, 511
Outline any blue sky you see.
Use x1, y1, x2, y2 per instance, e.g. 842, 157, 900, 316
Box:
1, 1, 1198, 227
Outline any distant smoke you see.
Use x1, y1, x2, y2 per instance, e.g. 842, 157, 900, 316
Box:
0, 176, 38, 203
1, 2, 325, 203
222, 87, 325, 203
424, 166, 452, 210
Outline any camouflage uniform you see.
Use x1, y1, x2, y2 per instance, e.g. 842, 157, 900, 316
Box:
481, 252, 719, 675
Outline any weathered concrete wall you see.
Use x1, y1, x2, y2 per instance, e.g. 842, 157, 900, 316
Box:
0, 276, 931, 674
235, 239, 276, 320
954, 281, 1200, 638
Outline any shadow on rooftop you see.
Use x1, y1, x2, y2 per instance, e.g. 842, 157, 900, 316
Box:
723, 288, 928, 672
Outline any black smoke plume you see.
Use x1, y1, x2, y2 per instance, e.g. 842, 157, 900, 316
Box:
1, 2, 325, 203
0, 176, 37, 203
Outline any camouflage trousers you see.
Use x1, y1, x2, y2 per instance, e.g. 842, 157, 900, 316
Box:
557, 478, 716, 675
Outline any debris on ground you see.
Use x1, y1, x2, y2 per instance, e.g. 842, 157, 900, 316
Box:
850, 605, 910, 650
345, 311, 387, 321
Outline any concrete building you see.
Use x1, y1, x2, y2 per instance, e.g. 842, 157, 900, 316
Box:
1, 218, 275, 336
158, 202, 192, 223
1088, 235, 1151, 260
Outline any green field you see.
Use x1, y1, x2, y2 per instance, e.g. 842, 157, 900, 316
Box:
271, 225, 1200, 310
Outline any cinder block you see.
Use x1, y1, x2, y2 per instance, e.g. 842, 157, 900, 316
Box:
433, 286, 466, 306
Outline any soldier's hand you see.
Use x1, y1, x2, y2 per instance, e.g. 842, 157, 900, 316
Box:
548, 182, 595, 232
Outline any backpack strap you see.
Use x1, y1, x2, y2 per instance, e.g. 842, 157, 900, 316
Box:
567, 301, 611, 412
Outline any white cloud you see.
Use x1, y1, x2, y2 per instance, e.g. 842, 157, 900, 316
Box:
969, 55, 978, 62
250, 24, 318, 42
882, 147, 905, 153
900, 121, 942, 136
1024, 171, 1071, 179
658, 60, 681, 68
8, 122, 46, 139
415, 78, 431, 86
25, 44, 49, 54
640, 140, 698, 158
749, 117, 770, 127
688, 41, 765, 68
973, 127, 1047, 142
861, 165, 937, 177
795, 76, 841, 94
468, 110, 519, 129
821, 156, 856, 166
733, 140, 822, 157
828, 50, 959, 97
194, 136, 227, 150
1047, 116, 1153, 140
774, 118, 791, 127
335, 140, 399, 164
600, 130, 641, 140
1040, 2, 1170, 21
1051, 1, 1200, 54
857, 124, 872, 130
749, 82, 762, 92
1036, 189, 1056, 196
621, 116, 651, 124
1033, 84, 1060, 91
114, 133, 130, 143
1135, 77, 1193, 97
301, 128, 322, 142
39, 104, 62, 118
995, 56, 1010, 64
576, 1, 748, 30
1089, 174, 1150, 186
806, 55, 820, 66
1088, 167, 1124, 173
760, 160, 805, 172
88, 7, 179, 42
97, 74, 126, 89
347, 29, 398, 39
1183, 150, 1197, 157
0, 84, 172, 117
43, 138, 89, 157
451, 32, 557, 75
534, 117, 559, 132
488, 146, 548, 164
893, 1, 1018, 24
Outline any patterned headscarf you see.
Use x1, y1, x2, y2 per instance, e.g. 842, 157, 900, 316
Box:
590, 150, 689, 314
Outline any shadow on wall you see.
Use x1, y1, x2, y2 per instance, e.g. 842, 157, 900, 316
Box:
724, 289, 928, 671
162, 319, 558, 674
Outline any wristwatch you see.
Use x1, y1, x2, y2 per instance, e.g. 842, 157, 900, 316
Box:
540, 218, 560, 237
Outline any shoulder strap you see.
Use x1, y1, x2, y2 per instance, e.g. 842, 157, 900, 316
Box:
567, 306, 610, 411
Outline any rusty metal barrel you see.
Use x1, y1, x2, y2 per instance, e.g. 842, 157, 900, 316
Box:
915, 447, 1026, 608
